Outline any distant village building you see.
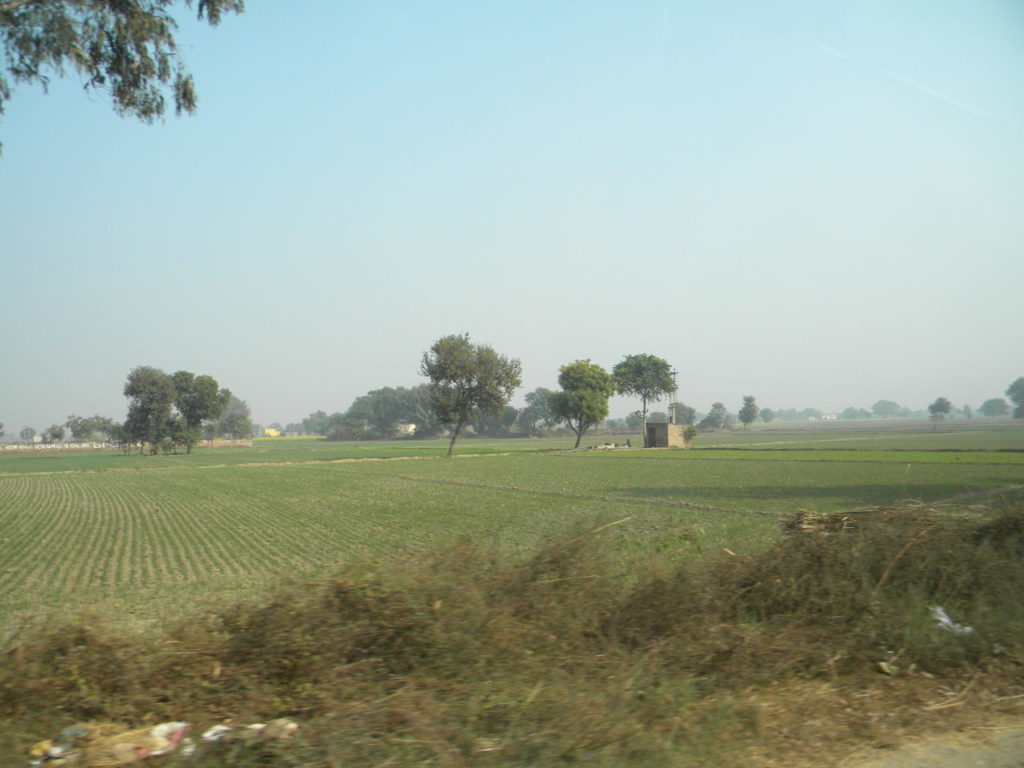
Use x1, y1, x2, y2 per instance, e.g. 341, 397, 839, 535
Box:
262, 428, 280, 437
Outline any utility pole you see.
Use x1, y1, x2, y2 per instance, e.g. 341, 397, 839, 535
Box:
668, 368, 678, 424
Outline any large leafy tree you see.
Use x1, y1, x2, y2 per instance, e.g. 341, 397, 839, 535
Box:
172, 370, 231, 453
979, 398, 1009, 418
301, 410, 331, 436
216, 395, 252, 439
420, 333, 522, 457
124, 365, 176, 453
738, 395, 759, 430
41, 423, 65, 442
1007, 377, 1024, 419
871, 400, 901, 418
517, 387, 557, 436
611, 354, 674, 447
329, 385, 443, 441
927, 396, 952, 429
698, 402, 729, 430
360, 387, 408, 436
549, 360, 614, 449
0, 0, 243, 150
65, 414, 117, 441
473, 405, 520, 438
405, 383, 444, 438
671, 403, 696, 426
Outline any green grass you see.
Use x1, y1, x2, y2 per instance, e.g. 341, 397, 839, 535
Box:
696, 421, 1024, 450
1, 427, 1022, 642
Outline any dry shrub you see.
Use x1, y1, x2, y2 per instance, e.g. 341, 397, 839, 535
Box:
611, 506, 1024, 680
1, 507, 1023, 766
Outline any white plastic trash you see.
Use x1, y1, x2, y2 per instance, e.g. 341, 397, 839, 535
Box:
931, 605, 974, 636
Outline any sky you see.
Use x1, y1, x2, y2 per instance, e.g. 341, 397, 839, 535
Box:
1, 0, 1023, 432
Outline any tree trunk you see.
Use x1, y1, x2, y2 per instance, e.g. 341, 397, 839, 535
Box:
446, 422, 463, 457
573, 428, 582, 449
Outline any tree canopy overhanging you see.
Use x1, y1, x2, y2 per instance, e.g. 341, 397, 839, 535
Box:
0, 0, 244, 150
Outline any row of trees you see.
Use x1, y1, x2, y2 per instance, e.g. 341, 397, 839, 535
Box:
289, 340, 677, 454
418, 341, 686, 453
417, 341, 681, 452
293, 335, 1024, 456
975, 380, 1024, 419
259, 379, 1024, 448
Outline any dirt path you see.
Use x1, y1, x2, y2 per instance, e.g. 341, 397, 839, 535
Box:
850, 725, 1024, 767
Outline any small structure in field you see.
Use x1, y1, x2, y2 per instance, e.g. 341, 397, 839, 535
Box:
646, 423, 689, 448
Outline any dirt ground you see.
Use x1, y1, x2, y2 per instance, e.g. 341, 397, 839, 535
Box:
736, 670, 1024, 768
850, 725, 1024, 768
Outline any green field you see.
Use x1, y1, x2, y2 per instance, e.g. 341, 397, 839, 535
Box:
1, 426, 1022, 643
2, 425, 1024, 767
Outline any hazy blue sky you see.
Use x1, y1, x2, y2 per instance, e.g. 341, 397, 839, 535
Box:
2, 0, 1022, 431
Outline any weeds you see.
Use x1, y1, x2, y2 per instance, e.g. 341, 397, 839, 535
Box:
1, 505, 1022, 766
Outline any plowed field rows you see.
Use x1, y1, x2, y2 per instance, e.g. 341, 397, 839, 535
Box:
1, 435, 1022, 645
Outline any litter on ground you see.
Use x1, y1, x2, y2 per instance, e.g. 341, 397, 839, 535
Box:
28, 719, 297, 766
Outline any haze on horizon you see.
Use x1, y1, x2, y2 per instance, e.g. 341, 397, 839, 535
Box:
1, 1, 1022, 433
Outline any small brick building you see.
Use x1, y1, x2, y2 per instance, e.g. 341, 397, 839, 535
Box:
646, 423, 688, 448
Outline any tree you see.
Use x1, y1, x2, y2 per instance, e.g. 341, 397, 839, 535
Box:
1007, 377, 1024, 419
328, 385, 442, 441
405, 384, 444, 439
124, 365, 176, 454
0, 421, 3, 438
421, 333, 522, 457
927, 397, 952, 429
517, 387, 557, 436
301, 410, 331, 436
960, 405, 972, 420
840, 407, 870, 420
363, 386, 411, 437
760, 408, 775, 423
41, 423, 65, 443
65, 414, 93, 441
217, 395, 252, 439
871, 400, 901, 418
671, 403, 696, 426
707, 402, 728, 429
0, 0, 244, 151
979, 398, 1009, 418
474, 405, 520, 437
549, 360, 614, 449
19, 426, 34, 442
65, 413, 117, 442
173, 371, 231, 452
738, 395, 759, 430
611, 354, 674, 447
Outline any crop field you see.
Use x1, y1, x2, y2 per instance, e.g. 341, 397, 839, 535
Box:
1, 425, 1023, 767
1, 424, 1022, 646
